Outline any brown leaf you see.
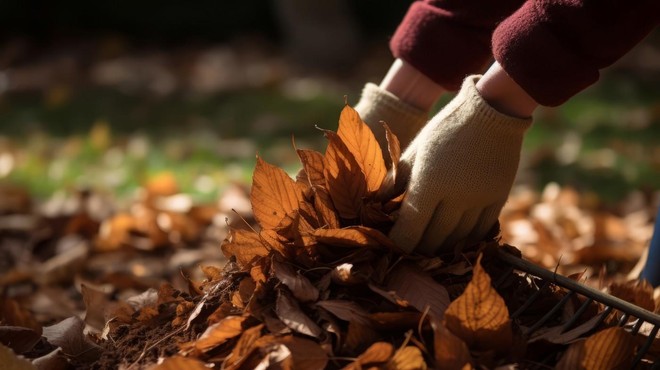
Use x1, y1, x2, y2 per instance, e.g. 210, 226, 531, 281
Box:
582, 327, 635, 370
312, 186, 340, 229
42, 316, 103, 363
530, 311, 604, 344
556, 339, 585, 370
1, 299, 41, 334
608, 280, 655, 313
259, 229, 289, 256
192, 315, 247, 353
432, 319, 471, 370
337, 104, 386, 193
278, 335, 329, 370
80, 284, 111, 332
386, 346, 427, 370
273, 259, 319, 302
369, 312, 423, 332
444, 255, 512, 352
0, 344, 36, 370
384, 262, 450, 319
343, 342, 394, 370
312, 226, 395, 249
223, 324, 264, 370
383, 122, 401, 178
315, 300, 370, 325
251, 155, 304, 230
345, 321, 380, 355
275, 291, 322, 338
149, 356, 208, 370
323, 130, 367, 219
0, 327, 41, 355
221, 229, 269, 267
297, 149, 326, 188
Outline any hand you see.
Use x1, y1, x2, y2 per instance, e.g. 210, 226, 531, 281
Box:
354, 59, 443, 163
386, 75, 532, 255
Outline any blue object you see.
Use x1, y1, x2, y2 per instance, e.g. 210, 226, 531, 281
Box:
640, 207, 660, 287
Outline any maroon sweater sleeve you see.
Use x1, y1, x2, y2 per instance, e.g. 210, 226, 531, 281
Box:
390, 0, 525, 91
494, 0, 660, 106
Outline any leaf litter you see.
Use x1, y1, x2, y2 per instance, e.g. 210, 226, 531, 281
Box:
0, 105, 658, 369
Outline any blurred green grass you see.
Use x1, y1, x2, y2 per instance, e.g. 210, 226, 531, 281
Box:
0, 70, 658, 204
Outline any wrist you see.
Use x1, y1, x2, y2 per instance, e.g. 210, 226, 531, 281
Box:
379, 59, 446, 112
475, 62, 538, 119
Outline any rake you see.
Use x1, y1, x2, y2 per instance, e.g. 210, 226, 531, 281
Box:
493, 248, 660, 369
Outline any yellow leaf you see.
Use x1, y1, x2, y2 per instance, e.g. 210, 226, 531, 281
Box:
323, 130, 367, 220
432, 320, 472, 370
297, 149, 326, 187
444, 255, 512, 352
312, 226, 395, 249
337, 105, 386, 193
343, 342, 394, 369
192, 315, 247, 353
221, 229, 269, 267
251, 156, 304, 230
387, 346, 427, 370
582, 327, 635, 370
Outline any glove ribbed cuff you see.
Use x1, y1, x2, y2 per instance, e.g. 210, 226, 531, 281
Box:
454, 75, 532, 136
354, 83, 429, 152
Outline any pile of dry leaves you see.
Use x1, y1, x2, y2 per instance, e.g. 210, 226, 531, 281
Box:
1, 105, 659, 369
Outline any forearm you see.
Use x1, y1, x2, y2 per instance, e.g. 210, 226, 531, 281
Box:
476, 62, 538, 119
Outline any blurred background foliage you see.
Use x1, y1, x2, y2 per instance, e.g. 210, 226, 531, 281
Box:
0, 0, 658, 206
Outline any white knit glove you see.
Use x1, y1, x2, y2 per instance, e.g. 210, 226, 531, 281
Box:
387, 75, 532, 255
354, 83, 429, 156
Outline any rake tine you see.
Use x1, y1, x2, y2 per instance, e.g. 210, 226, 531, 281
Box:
526, 290, 574, 336
560, 297, 594, 333
631, 324, 659, 369
511, 280, 550, 320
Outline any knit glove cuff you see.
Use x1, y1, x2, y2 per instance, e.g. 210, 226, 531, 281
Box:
354, 83, 429, 153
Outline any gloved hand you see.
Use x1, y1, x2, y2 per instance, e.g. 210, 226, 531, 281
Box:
387, 75, 532, 255
354, 83, 429, 159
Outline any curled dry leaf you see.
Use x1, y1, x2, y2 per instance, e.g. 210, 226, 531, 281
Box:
382, 122, 401, 178
275, 290, 322, 338
188, 315, 247, 353
384, 262, 450, 319
336, 104, 386, 193
273, 258, 319, 302
315, 300, 370, 325
444, 255, 512, 352
223, 324, 264, 370
251, 156, 304, 230
323, 130, 367, 220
